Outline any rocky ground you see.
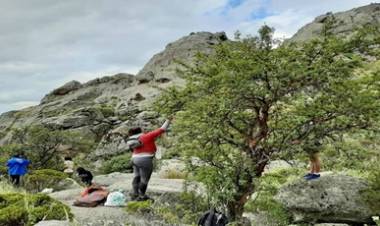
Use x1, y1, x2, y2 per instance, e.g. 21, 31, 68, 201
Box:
47, 173, 185, 226
33, 161, 376, 226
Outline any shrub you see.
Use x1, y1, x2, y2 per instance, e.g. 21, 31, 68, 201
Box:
0, 180, 24, 194
153, 192, 208, 225
101, 153, 133, 174
363, 163, 380, 213
0, 193, 72, 226
24, 169, 67, 192
245, 167, 303, 226
97, 104, 115, 118
124, 192, 208, 225
126, 200, 153, 214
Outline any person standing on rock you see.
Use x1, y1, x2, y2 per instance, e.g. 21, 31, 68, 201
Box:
303, 140, 322, 181
128, 118, 172, 201
7, 154, 30, 186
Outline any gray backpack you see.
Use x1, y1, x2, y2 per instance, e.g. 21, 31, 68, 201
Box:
124, 134, 143, 150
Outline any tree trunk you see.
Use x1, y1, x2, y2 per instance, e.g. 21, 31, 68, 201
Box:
227, 186, 255, 222
227, 201, 246, 222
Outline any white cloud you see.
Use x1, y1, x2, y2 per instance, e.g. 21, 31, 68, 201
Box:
0, 0, 377, 114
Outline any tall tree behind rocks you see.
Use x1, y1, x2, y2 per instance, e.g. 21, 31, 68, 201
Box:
154, 23, 380, 221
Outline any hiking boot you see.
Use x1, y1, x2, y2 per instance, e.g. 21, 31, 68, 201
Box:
130, 193, 139, 201
137, 195, 154, 202
306, 174, 320, 181
303, 173, 313, 178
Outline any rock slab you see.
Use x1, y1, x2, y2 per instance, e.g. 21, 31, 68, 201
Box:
276, 174, 376, 224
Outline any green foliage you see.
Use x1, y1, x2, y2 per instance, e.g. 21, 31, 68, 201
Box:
0, 180, 24, 194
125, 200, 153, 214
245, 168, 303, 226
8, 125, 94, 170
96, 104, 115, 118
154, 24, 380, 220
100, 153, 133, 174
363, 163, 380, 213
157, 192, 208, 224
0, 192, 72, 226
125, 192, 208, 225
24, 169, 67, 192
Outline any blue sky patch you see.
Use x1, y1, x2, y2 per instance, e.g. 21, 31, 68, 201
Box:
227, 0, 245, 8
250, 7, 274, 20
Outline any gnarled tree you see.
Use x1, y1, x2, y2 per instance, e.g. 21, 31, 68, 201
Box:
155, 23, 380, 220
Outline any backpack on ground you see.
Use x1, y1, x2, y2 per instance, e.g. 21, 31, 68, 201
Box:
73, 186, 109, 207
104, 191, 126, 207
198, 208, 229, 226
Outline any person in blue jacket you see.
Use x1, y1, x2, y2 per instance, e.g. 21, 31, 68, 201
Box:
7, 154, 30, 186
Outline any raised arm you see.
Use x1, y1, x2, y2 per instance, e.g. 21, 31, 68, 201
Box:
144, 119, 171, 140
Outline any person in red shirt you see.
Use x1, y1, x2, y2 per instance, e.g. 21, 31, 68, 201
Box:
128, 119, 171, 201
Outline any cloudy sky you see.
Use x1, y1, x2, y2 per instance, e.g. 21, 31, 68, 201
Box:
0, 0, 377, 114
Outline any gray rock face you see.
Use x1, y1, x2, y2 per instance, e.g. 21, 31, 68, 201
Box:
42, 80, 83, 103
276, 174, 375, 224
136, 31, 228, 85
0, 32, 226, 150
290, 3, 380, 42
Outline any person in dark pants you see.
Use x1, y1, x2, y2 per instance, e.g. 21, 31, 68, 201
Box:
76, 167, 93, 186
129, 119, 171, 201
7, 154, 30, 186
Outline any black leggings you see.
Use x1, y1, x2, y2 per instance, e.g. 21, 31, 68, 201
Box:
132, 157, 154, 196
10, 175, 20, 186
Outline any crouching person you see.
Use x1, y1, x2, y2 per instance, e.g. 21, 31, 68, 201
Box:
129, 119, 171, 201
77, 167, 93, 187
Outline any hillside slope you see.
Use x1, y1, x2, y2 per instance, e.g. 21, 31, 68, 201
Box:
0, 32, 228, 151
290, 3, 380, 42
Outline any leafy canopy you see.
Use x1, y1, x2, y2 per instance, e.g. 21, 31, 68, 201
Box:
155, 24, 380, 219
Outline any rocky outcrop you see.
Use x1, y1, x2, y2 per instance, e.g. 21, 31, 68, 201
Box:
0, 32, 227, 151
136, 31, 227, 85
290, 3, 380, 42
276, 174, 376, 224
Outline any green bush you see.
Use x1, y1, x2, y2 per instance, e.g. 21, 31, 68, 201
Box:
154, 192, 208, 225
126, 200, 153, 214
101, 153, 133, 174
124, 192, 208, 225
96, 104, 115, 118
0, 193, 72, 226
363, 163, 380, 213
24, 169, 67, 192
245, 168, 303, 226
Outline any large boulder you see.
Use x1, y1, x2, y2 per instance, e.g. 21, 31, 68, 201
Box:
275, 174, 376, 224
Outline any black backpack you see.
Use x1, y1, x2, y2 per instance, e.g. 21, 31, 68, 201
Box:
198, 208, 228, 226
